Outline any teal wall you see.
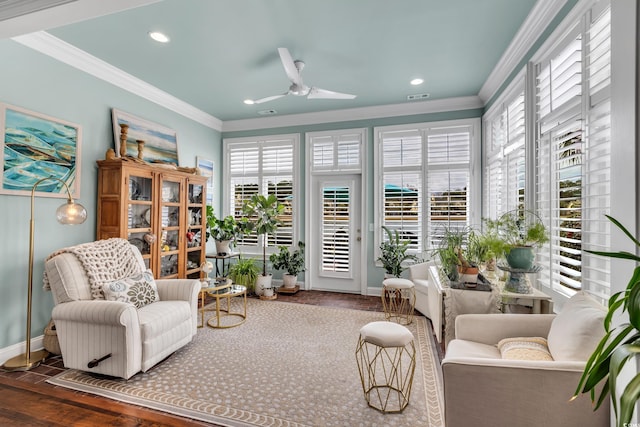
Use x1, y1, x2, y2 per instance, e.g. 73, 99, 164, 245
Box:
0, 40, 221, 350
222, 108, 483, 288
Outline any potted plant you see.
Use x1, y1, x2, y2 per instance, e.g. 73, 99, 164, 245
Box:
575, 215, 640, 427
377, 226, 418, 278
206, 206, 244, 255
431, 226, 468, 282
484, 209, 549, 270
228, 257, 260, 294
241, 194, 284, 295
270, 241, 305, 288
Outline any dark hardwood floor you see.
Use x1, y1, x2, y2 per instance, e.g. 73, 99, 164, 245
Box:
0, 290, 436, 426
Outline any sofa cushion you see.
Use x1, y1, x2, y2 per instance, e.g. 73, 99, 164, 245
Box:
497, 337, 553, 361
446, 338, 501, 359
101, 270, 160, 309
547, 292, 606, 361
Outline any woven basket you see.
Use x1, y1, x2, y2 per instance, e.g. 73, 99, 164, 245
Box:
43, 319, 61, 355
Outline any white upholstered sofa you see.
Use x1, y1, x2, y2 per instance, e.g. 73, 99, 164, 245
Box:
408, 261, 443, 338
44, 238, 200, 379
442, 292, 609, 427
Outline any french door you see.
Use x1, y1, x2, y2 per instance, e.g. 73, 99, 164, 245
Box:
309, 175, 362, 293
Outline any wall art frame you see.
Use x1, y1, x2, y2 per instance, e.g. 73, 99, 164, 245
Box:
0, 103, 82, 198
112, 108, 179, 165
196, 156, 214, 206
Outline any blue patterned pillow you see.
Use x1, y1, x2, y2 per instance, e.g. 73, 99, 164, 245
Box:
101, 270, 160, 308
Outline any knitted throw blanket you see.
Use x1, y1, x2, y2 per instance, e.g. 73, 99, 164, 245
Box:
43, 238, 144, 299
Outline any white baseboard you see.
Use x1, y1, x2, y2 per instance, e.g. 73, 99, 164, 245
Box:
0, 335, 45, 366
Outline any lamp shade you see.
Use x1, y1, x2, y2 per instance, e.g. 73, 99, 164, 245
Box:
56, 200, 87, 224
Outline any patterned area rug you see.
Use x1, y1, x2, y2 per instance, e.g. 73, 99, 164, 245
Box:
48, 299, 444, 427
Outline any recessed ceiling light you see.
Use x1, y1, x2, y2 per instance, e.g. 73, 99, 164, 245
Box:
149, 31, 170, 43
244, 99, 255, 105
410, 78, 424, 86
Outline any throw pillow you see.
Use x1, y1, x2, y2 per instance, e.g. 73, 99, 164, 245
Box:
497, 337, 553, 361
101, 270, 160, 308
546, 291, 606, 361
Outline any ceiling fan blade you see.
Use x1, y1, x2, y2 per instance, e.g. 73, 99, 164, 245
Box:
307, 87, 357, 100
253, 93, 288, 104
278, 47, 303, 86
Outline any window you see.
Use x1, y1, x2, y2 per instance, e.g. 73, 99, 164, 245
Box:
483, 76, 526, 220
223, 134, 299, 252
374, 119, 480, 256
534, 3, 611, 297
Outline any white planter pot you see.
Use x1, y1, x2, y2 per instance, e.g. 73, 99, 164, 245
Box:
255, 274, 273, 296
282, 274, 297, 288
215, 240, 232, 255
263, 287, 274, 297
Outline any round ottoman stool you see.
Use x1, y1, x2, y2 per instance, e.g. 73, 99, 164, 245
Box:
381, 278, 416, 325
355, 321, 416, 413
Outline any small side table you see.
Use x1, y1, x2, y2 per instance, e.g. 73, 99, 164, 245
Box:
381, 278, 416, 325
501, 287, 554, 314
206, 282, 247, 329
206, 252, 240, 278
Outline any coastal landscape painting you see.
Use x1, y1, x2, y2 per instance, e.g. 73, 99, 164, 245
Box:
0, 104, 81, 198
112, 109, 179, 165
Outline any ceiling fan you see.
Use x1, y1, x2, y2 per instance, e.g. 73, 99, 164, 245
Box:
251, 47, 357, 104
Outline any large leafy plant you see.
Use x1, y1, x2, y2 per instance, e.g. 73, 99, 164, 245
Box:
270, 241, 306, 276
484, 209, 549, 249
574, 215, 640, 427
377, 226, 418, 277
241, 194, 284, 276
206, 206, 244, 241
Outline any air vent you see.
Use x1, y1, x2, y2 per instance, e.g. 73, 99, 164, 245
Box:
258, 109, 278, 115
407, 93, 430, 101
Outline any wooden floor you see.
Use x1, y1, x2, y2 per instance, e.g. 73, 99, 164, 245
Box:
0, 290, 436, 426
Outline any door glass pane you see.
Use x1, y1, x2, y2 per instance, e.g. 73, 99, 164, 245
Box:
322, 186, 351, 274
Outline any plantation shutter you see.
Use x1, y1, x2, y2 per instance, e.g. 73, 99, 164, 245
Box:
483, 87, 525, 220
535, 3, 610, 296
310, 131, 362, 172
226, 135, 297, 251
426, 126, 472, 248
379, 129, 423, 251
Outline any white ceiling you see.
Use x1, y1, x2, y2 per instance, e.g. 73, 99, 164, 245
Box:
1, 0, 562, 129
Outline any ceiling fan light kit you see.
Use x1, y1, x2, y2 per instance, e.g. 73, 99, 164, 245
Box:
250, 47, 356, 105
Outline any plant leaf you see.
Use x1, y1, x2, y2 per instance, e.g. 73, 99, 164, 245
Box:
605, 214, 640, 248
609, 343, 640, 417
619, 372, 640, 427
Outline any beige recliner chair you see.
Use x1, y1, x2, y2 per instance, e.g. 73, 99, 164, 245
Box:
442, 292, 609, 427
44, 238, 200, 379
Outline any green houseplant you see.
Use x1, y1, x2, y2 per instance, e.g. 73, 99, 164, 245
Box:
431, 226, 468, 282
484, 209, 549, 270
575, 215, 640, 427
241, 194, 284, 294
377, 226, 418, 278
228, 257, 260, 293
206, 206, 245, 255
270, 241, 305, 288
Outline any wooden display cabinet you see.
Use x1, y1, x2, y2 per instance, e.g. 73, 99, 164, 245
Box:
96, 159, 208, 280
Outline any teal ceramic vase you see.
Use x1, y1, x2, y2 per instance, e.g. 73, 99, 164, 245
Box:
506, 246, 535, 270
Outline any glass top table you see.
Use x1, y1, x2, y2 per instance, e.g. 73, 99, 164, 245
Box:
200, 279, 247, 329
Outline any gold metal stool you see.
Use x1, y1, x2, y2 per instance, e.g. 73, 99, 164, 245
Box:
355, 321, 416, 413
381, 278, 416, 325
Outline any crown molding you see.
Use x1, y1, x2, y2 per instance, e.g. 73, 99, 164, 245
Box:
12, 31, 223, 131
0, 0, 160, 39
478, 0, 569, 104
221, 96, 483, 133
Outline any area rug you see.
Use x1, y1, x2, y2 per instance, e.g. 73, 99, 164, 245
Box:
47, 299, 444, 427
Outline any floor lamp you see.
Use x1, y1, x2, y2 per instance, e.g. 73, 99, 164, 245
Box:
2, 176, 87, 371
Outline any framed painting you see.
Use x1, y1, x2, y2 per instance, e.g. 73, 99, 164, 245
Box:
197, 156, 214, 206
112, 108, 179, 165
0, 103, 82, 198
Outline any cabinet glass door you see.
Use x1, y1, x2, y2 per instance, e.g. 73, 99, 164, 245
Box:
159, 177, 182, 278
127, 173, 153, 269
186, 180, 206, 279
